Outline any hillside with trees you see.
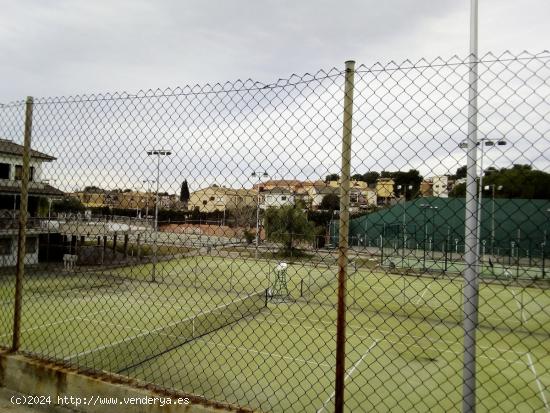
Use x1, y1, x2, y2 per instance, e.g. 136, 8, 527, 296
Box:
450, 165, 550, 199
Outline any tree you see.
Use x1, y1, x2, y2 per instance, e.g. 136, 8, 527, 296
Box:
449, 183, 466, 197
83, 186, 104, 193
451, 166, 467, 180
229, 205, 256, 228
362, 171, 380, 185
180, 180, 190, 203
325, 173, 340, 183
320, 193, 340, 210
449, 165, 550, 199
52, 197, 85, 213
264, 205, 315, 253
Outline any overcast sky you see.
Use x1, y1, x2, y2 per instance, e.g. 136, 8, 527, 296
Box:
1, 0, 549, 102
0, 1, 548, 194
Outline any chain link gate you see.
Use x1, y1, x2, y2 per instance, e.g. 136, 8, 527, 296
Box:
0, 51, 549, 412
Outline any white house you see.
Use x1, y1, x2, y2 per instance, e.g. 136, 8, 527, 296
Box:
261, 188, 295, 209
0, 139, 63, 266
432, 175, 449, 198
310, 185, 339, 210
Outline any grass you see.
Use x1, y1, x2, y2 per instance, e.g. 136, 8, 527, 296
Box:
0, 255, 549, 412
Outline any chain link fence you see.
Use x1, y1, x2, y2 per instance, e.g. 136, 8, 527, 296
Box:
0, 51, 549, 412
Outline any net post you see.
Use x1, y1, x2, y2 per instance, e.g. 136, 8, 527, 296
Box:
335, 59, 355, 413
12, 95, 33, 352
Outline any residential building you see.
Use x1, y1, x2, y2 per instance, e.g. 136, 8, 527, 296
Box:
189, 186, 256, 213
432, 175, 449, 198
0, 139, 63, 266
420, 180, 433, 197
351, 187, 377, 209
72, 191, 107, 208
310, 184, 339, 210
260, 188, 295, 209
254, 179, 301, 192
376, 178, 395, 205
158, 193, 186, 210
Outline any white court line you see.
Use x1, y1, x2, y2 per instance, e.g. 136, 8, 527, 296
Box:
264, 311, 527, 357
197, 338, 331, 369
67, 293, 262, 359
0, 308, 113, 339
415, 282, 431, 305
527, 353, 550, 413
512, 289, 549, 412
122, 295, 194, 312
316, 340, 379, 413
260, 317, 526, 366
75, 317, 150, 334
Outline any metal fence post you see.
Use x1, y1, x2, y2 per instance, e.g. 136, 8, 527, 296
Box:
334, 60, 355, 413
542, 242, 546, 278
11, 96, 33, 352
463, 0, 479, 411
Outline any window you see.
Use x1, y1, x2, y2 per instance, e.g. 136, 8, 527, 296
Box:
0, 163, 9, 179
26, 237, 37, 254
350, 193, 359, 203
203, 200, 208, 206
14, 165, 34, 181
281, 196, 287, 201
209, 196, 215, 201
0, 238, 11, 255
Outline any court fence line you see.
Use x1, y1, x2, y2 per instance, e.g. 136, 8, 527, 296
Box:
0, 51, 549, 413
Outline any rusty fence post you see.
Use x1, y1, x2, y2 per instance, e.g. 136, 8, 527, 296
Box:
334, 60, 355, 413
12, 96, 34, 352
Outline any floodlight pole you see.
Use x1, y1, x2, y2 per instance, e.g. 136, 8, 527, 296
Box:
252, 172, 268, 259
463, 1, 479, 411
146, 150, 172, 282
143, 179, 154, 219
486, 184, 502, 255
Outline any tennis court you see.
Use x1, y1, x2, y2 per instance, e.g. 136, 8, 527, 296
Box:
122, 299, 549, 412
1, 255, 548, 412
0, 268, 268, 373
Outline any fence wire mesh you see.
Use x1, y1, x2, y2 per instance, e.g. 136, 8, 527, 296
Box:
0, 51, 549, 412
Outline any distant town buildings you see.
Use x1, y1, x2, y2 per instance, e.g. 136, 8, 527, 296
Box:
188, 186, 256, 213
71, 169, 467, 218
71, 189, 186, 212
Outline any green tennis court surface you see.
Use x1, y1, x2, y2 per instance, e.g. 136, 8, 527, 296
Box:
0, 255, 548, 412
124, 302, 549, 412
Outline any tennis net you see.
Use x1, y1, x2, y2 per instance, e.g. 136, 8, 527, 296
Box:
65, 290, 267, 373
